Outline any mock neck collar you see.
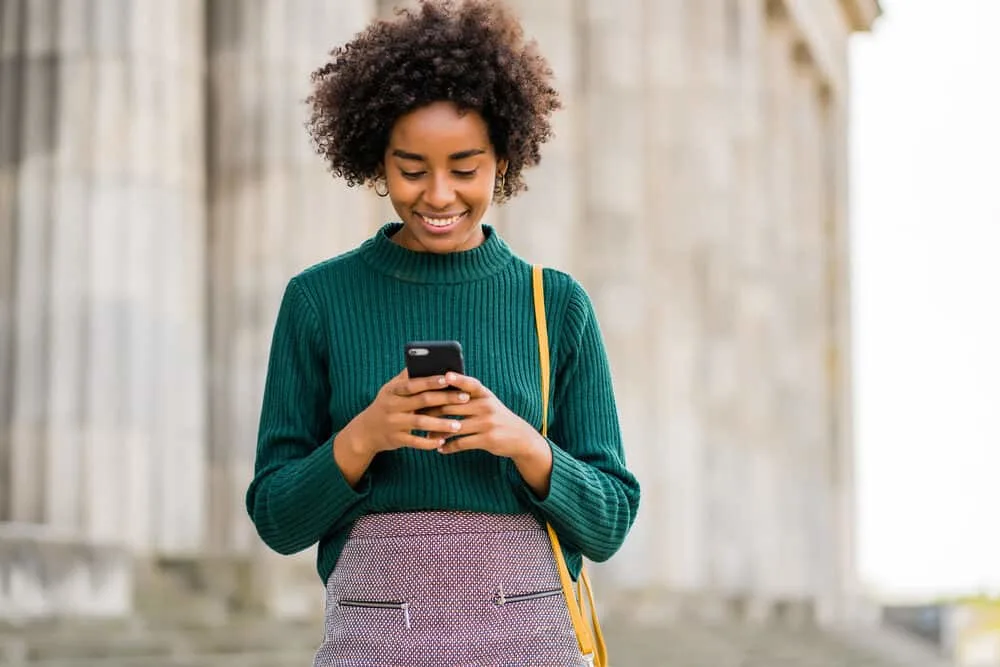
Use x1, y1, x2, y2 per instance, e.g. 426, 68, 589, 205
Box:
359, 222, 514, 284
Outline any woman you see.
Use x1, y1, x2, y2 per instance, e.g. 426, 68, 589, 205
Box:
245, 1, 641, 664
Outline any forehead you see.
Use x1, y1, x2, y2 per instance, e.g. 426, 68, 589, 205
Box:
388, 102, 492, 155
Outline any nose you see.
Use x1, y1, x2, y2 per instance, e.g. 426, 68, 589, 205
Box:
422, 173, 456, 209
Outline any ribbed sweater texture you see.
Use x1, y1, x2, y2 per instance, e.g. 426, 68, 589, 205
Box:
246, 223, 640, 583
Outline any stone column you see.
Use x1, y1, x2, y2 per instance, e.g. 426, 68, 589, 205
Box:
683, 0, 753, 600
732, 0, 774, 614
62, 1, 207, 553
759, 6, 805, 602
6, 0, 58, 527
0, 0, 21, 523
567, 0, 651, 592
5, 2, 203, 545
644, 1, 709, 597
792, 45, 837, 617
492, 0, 581, 272
206, 0, 374, 555
826, 58, 859, 628
0, 0, 204, 616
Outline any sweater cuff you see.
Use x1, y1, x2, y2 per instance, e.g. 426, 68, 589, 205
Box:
511, 438, 579, 518
295, 435, 372, 509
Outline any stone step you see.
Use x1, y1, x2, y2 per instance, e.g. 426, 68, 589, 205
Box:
599, 619, 952, 667
12, 651, 317, 667
0, 524, 132, 621
1, 620, 322, 663
2, 618, 952, 667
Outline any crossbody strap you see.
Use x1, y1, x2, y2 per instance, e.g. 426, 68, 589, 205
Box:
532, 265, 599, 663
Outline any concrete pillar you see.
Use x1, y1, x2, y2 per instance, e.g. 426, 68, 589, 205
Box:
206, 0, 374, 554
826, 58, 860, 628
759, 5, 848, 610
760, 6, 806, 600
2, 0, 206, 551
0, 0, 21, 523
75, 1, 207, 553
7, 0, 59, 527
491, 0, 581, 272
791, 46, 836, 615
681, 0, 749, 597
731, 0, 774, 608
645, 0, 709, 595
0, 0, 205, 617
568, 0, 650, 590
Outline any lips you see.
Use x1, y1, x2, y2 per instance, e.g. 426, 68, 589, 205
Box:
416, 211, 467, 232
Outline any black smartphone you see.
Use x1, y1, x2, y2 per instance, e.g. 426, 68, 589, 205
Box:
404, 340, 465, 378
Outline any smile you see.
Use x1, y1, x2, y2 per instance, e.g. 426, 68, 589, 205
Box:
417, 212, 467, 228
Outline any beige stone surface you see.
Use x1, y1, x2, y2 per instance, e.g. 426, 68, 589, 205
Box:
0, 0, 881, 623
2, 0, 208, 557
204, 0, 374, 557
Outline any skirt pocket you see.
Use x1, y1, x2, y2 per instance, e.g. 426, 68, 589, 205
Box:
491, 586, 563, 606
336, 598, 411, 630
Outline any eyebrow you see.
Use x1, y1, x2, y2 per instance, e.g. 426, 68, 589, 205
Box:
391, 148, 486, 161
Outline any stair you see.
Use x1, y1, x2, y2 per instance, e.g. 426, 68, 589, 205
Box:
0, 615, 954, 666
1, 556, 953, 667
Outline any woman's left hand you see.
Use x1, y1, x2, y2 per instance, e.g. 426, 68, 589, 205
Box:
428, 372, 554, 497
425, 373, 544, 459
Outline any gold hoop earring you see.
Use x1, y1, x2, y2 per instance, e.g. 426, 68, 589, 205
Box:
494, 173, 506, 197
374, 179, 389, 198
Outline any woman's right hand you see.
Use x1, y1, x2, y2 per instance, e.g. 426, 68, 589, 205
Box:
343, 369, 470, 457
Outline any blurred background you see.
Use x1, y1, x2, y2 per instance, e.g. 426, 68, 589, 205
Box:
0, 0, 997, 665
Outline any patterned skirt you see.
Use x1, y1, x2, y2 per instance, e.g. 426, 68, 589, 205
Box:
313, 511, 585, 667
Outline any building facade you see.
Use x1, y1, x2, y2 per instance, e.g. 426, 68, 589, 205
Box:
0, 0, 879, 622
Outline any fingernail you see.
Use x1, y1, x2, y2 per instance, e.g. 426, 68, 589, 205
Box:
451, 421, 461, 432
446, 372, 456, 382
458, 393, 469, 402
438, 376, 447, 385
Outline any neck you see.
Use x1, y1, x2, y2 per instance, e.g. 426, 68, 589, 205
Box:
390, 223, 486, 254
360, 222, 513, 284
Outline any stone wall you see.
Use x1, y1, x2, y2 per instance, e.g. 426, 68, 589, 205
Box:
0, 0, 880, 622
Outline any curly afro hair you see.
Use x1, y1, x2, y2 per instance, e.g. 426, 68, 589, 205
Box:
306, 0, 561, 202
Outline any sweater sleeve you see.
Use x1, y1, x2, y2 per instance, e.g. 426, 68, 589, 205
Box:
245, 277, 370, 555
514, 280, 640, 563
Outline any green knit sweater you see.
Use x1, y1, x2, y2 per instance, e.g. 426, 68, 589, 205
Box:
246, 223, 640, 583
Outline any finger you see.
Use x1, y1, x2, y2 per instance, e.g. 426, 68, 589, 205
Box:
395, 374, 449, 397
421, 396, 481, 417
443, 373, 491, 397
397, 432, 448, 450
437, 433, 482, 454
410, 414, 464, 436
404, 389, 471, 412
441, 416, 487, 437
383, 368, 407, 394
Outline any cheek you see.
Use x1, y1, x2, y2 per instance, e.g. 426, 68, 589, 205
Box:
465, 178, 495, 207
387, 179, 418, 204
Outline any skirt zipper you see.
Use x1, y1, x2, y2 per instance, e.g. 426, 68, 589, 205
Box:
338, 599, 411, 629
492, 586, 563, 606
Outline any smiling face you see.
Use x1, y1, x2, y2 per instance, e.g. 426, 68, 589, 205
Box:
382, 101, 507, 254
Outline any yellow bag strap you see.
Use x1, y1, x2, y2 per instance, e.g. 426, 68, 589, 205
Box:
532, 265, 606, 666
532, 264, 551, 438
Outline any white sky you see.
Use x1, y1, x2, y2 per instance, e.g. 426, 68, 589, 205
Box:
851, 0, 1000, 599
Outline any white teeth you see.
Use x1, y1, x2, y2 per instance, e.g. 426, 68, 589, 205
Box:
420, 213, 463, 227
